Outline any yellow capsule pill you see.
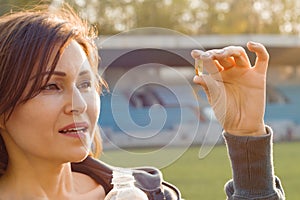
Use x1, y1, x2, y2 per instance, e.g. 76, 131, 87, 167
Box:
195, 58, 203, 76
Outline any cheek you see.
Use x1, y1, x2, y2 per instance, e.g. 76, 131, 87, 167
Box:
5, 96, 61, 137
4, 98, 60, 152
7, 103, 45, 132
86, 91, 100, 124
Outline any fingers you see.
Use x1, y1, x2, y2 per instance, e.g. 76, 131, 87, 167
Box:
193, 74, 206, 86
191, 49, 201, 59
192, 42, 268, 76
191, 50, 222, 74
193, 75, 208, 102
214, 56, 235, 70
192, 46, 251, 76
247, 41, 269, 74
193, 74, 223, 104
213, 46, 251, 68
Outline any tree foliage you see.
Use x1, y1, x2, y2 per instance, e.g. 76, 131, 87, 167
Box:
0, 0, 47, 14
1, 0, 300, 35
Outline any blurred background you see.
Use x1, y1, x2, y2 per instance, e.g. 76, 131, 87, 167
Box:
1, 0, 300, 199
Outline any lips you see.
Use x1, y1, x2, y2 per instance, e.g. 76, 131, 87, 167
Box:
58, 122, 89, 135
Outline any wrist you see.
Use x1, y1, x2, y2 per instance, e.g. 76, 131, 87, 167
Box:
225, 124, 267, 136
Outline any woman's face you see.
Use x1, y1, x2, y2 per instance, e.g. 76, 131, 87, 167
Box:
2, 40, 100, 163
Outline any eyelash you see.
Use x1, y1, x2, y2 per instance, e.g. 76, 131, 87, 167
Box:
41, 81, 92, 91
41, 83, 60, 91
77, 81, 92, 89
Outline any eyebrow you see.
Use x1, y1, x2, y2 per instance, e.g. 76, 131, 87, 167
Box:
51, 70, 90, 76
30, 70, 90, 80
50, 71, 66, 77
79, 70, 90, 76
30, 71, 65, 80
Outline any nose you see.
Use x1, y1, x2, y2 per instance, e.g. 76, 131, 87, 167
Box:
64, 87, 87, 115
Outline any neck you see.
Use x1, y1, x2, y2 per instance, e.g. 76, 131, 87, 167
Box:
0, 156, 75, 199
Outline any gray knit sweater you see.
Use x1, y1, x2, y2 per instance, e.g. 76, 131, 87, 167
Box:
223, 126, 285, 199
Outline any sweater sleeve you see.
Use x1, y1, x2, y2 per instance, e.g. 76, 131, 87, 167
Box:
223, 126, 285, 200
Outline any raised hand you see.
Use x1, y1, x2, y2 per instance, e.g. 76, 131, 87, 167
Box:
192, 42, 269, 136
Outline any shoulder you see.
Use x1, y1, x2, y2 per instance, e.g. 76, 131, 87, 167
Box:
71, 156, 181, 200
71, 156, 113, 194
73, 172, 106, 199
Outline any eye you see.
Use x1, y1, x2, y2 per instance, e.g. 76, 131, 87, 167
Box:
41, 83, 60, 91
77, 81, 92, 89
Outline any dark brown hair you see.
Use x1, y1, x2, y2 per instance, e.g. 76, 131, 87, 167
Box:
0, 4, 105, 175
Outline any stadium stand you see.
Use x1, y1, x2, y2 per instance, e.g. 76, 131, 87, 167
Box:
97, 35, 300, 146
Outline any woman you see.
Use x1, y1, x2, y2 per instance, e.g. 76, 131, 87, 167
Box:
0, 3, 284, 200
0, 4, 179, 200
0, 5, 106, 199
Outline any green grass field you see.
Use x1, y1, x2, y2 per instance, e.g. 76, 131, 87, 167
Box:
100, 141, 300, 200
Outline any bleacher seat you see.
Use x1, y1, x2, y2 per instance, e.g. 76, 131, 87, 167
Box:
99, 92, 200, 133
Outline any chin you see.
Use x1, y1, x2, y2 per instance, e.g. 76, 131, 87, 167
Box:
67, 147, 90, 163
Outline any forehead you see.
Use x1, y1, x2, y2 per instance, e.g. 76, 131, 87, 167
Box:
55, 40, 91, 73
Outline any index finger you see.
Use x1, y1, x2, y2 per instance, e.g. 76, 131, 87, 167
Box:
191, 49, 222, 75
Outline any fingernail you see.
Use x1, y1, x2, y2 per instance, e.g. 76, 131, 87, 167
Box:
215, 49, 225, 54
193, 75, 202, 82
201, 52, 210, 57
249, 41, 258, 45
191, 50, 202, 58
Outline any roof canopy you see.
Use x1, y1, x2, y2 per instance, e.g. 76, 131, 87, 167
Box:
98, 35, 300, 68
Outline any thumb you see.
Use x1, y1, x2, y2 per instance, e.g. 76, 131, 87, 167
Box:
193, 74, 223, 105
247, 41, 269, 74
193, 75, 206, 86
